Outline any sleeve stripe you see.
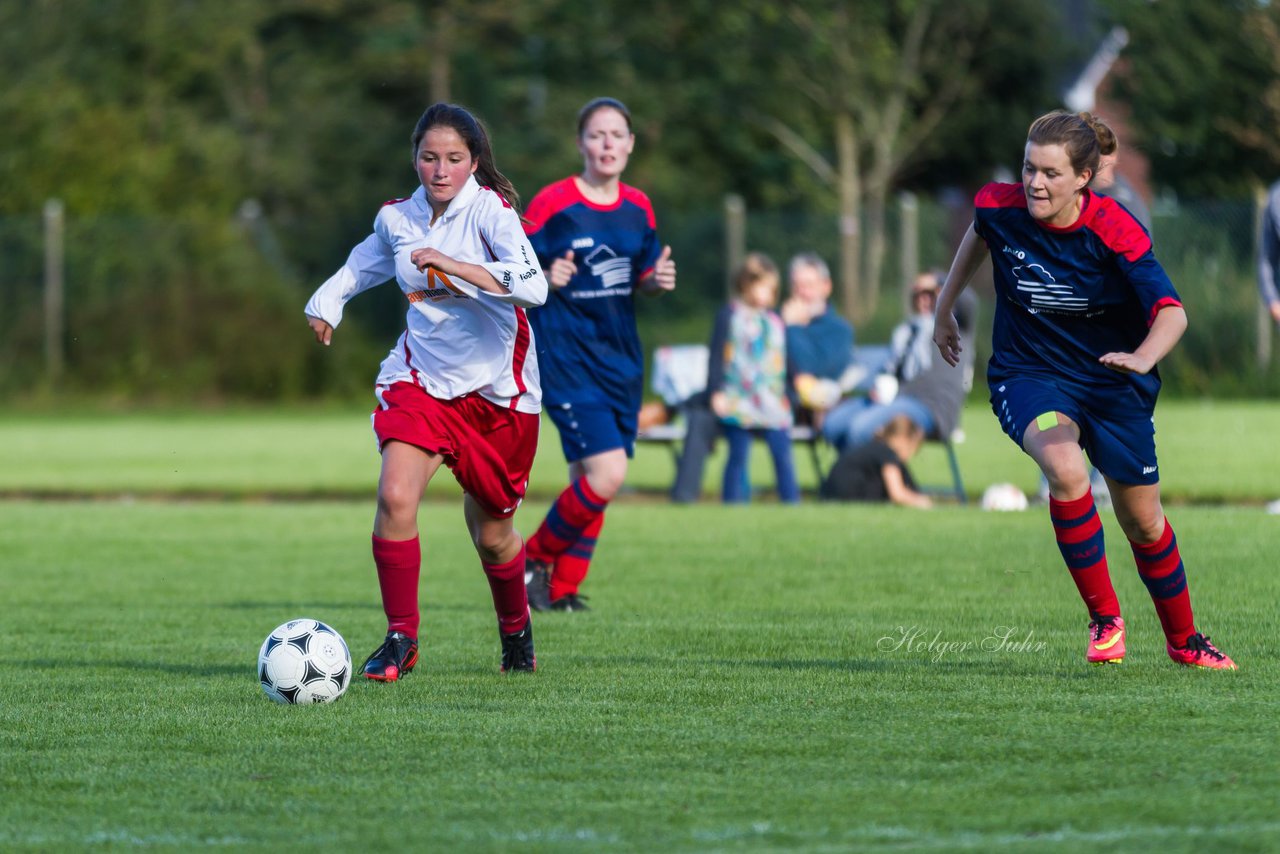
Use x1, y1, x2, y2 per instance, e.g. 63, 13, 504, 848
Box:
1147, 296, 1182, 327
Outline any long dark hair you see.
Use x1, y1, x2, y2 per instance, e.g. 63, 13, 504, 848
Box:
411, 103, 521, 212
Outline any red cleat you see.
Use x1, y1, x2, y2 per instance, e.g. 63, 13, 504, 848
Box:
1087, 616, 1126, 665
1167, 633, 1236, 670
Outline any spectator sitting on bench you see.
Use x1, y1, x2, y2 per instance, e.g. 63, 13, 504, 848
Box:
708, 252, 801, 504
780, 252, 856, 428
821, 270, 977, 453
820, 414, 932, 508
669, 251, 852, 502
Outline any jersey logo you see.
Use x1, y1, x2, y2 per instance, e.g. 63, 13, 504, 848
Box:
405, 268, 472, 303
1012, 263, 1089, 315
584, 245, 632, 288
571, 237, 595, 250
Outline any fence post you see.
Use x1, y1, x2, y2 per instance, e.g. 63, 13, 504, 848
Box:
43, 198, 65, 381
1256, 187, 1273, 369
724, 193, 745, 297
899, 191, 919, 312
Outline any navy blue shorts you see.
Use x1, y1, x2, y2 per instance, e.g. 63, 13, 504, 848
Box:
989, 375, 1160, 485
544, 401, 637, 463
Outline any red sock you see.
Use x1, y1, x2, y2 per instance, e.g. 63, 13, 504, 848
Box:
482, 544, 531, 634
372, 534, 421, 638
1049, 490, 1120, 620
550, 514, 605, 601
1130, 518, 1195, 648
527, 477, 608, 563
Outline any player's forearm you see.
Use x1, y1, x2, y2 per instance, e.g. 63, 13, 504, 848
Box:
935, 225, 986, 316
1134, 304, 1188, 366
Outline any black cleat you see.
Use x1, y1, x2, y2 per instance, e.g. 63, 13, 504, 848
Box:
500, 621, 536, 673
525, 557, 552, 612
549, 593, 590, 612
361, 631, 419, 682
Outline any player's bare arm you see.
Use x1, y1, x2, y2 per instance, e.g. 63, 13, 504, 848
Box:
933, 224, 987, 366
1099, 304, 1188, 375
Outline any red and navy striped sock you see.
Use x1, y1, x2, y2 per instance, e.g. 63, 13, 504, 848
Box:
527, 477, 608, 565
372, 534, 421, 639
550, 513, 605, 601
1049, 490, 1120, 620
482, 544, 531, 634
1130, 518, 1195, 648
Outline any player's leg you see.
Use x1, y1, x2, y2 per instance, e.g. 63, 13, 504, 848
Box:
1107, 479, 1235, 670
542, 449, 626, 608
364, 439, 442, 681
994, 377, 1124, 664
1084, 403, 1234, 670
527, 403, 629, 610
1023, 412, 1125, 663
464, 496, 535, 672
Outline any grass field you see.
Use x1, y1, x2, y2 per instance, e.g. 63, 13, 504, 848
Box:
2, 398, 1279, 503
1, 403, 1278, 851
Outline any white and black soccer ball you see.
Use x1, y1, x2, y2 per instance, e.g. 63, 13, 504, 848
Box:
981, 482, 1029, 512
257, 619, 352, 705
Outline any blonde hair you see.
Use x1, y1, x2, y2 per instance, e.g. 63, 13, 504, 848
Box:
1027, 110, 1117, 184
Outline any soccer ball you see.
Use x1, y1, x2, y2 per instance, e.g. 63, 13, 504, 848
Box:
981, 482, 1029, 512
257, 619, 352, 705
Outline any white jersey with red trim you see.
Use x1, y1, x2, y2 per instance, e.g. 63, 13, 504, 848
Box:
305, 176, 548, 413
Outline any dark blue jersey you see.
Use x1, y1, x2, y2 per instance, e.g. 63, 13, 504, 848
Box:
524, 177, 662, 410
973, 183, 1181, 408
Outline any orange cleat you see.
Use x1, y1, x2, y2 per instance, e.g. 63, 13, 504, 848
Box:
1168, 633, 1237, 670
1087, 616, 1126, 665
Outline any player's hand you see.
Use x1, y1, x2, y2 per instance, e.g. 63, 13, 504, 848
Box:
1099, 351, 1155, 375
650, 245, 676, 291
307, 315, 333, 346
547, 250, 577, 288
1270, 301, 1280, 325
410, 247, 455, 275
933, 312, 962, 367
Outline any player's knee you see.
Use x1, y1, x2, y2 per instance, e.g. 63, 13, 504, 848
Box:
377, 479, 419, 521
1118, 508, 1165, 544
471, 526, 516, 563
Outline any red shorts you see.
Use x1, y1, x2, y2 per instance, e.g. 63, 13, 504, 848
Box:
373, 382, 540, 518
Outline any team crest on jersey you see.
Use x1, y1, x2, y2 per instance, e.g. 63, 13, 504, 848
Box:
584, 245, 632, 288
1012, 263, 1089, 315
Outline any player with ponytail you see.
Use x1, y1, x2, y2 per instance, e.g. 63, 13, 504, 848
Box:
932, 110, 1236, 670
305, 103, 547, 678
521, 97, 677, 613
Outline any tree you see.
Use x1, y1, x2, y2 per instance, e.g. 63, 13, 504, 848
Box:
710, 0, 1068, 323
1104, 0, 1277, 196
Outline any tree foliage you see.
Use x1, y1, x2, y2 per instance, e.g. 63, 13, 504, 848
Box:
1, 0, 1273, 399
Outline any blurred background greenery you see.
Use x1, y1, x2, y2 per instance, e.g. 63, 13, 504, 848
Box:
3, 0, 1279, 405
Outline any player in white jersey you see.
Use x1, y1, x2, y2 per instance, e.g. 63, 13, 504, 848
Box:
305, 103, 549, 678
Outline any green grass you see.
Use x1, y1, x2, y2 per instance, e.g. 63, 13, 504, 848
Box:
1, 498, 1278, 851
2, 398, 1279, 503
